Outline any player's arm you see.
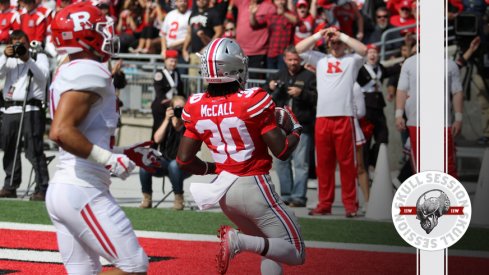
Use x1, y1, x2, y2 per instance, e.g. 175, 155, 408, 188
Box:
452, 91, 463, 136
395, 89, 408, 131
263, 128, 300, 161
49, 90, 100, 157
176, 136, 216, 175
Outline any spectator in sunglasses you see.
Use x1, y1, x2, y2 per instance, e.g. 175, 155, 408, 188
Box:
364, 7, 402, 55
222, 20, 236, 39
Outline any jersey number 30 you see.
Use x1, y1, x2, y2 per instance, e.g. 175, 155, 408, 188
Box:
195, 117, 255, 163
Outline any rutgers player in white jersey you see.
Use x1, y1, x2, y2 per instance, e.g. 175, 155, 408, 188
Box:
46, 3, 160, 274
176, 38, 305, 275
296, 26, 367, 217
160, 0, 191, 58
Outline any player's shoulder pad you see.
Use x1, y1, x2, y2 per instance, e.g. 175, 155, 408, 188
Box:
239, 87, 274, 118
182, 92, 206, 122
56, 60, 113, 96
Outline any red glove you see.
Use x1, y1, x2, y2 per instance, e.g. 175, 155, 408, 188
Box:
116, 141, 162, 173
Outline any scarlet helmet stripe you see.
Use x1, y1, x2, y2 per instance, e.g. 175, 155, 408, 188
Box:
207, 38, 223, 78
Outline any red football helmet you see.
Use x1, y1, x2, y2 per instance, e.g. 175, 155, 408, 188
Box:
50, 2, 119, 61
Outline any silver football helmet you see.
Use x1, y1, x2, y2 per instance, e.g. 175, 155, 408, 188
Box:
199, 38, 248, 86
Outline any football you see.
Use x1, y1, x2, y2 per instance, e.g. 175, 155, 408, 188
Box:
275, 107, 294, 134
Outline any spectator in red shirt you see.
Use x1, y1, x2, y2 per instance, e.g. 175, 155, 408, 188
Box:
34, 0, 53, 26
233, 0, 276, 79
18, 0, 47, 43
0, 0, 20, 44
389, 0, 416, 33
332, 0, 364, 41
264, 0, 297, 70
294, 0, 315, 45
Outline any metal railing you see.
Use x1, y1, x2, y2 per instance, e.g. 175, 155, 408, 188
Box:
377, 24, 455, 60
117, 55, 277, 114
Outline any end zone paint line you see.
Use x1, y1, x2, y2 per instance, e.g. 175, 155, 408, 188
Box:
1, 222, 487, 258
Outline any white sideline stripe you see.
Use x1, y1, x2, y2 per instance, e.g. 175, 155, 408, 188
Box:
1, 222, 488, 259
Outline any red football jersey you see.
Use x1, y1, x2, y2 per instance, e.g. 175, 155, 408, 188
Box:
0, 9, 20, 43
182, 87, 278, 176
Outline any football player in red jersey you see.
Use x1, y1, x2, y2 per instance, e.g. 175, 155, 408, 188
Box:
176, 38, 305, 275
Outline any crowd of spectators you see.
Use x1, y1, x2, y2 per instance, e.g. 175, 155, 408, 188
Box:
0, 0, 423, 68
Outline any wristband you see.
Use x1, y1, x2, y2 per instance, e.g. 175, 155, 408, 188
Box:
312, 32, 322, 42
455, 112, 463, 122
88, 145, 112, 165
339, 33, 350, 43
395, 109, 404, 118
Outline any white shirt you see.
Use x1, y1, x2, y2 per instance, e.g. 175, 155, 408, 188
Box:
397, 56, 462, 127
160, 9, 191, 49
49, 59, 119, 189
397, 54, 417, 126
0, 53, 49, 114
301, 50, 364, 117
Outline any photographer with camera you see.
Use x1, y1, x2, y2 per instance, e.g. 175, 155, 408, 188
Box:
0, 30, 50, 200
138, 52, 186, 209
139, 95, 190, 210
264, 45, 317, 208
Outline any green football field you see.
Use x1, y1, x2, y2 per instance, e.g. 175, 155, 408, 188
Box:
0, 200, 488, 251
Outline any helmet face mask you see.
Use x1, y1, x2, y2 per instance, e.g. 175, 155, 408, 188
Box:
199, 38, 248, 87
51, 2, 119, 62
96, 21, 120, 57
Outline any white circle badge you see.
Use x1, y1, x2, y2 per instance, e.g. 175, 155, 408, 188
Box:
391, 171, 471, 251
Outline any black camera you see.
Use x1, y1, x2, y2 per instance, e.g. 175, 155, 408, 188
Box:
173, 106, 183, 118
12, 42, 27, 57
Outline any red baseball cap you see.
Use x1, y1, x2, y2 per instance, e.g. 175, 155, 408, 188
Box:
165, 50, 179, 59
366, 44, 379, 52
399, 0, 412, 9
296, 0, 308, 8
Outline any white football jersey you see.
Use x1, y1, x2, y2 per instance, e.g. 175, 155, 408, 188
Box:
49, 59, 119, 188
160, 9, 191, 49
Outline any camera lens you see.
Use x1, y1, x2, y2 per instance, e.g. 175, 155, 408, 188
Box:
173, 106, 183, 118
13, 43, 27, 57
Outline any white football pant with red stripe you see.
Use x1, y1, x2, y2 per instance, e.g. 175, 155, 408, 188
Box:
219, 175, 305, 274
46, 183, 148, 274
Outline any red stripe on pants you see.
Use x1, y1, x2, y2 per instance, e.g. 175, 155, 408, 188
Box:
408, 126, 458, 178
315, 117, 358, 212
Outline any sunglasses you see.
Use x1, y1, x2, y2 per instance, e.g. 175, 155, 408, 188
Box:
225, 28, 235, 31
376, 14, 388, 18
400, 7, 411, 11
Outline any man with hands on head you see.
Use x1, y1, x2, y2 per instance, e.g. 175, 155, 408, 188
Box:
296, 26, 367, 217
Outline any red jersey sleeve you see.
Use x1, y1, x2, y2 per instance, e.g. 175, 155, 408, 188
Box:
182, 93, 204, 140
240, 87, 277, 135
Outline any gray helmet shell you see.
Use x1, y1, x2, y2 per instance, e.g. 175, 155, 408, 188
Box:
199, 38, 248, 85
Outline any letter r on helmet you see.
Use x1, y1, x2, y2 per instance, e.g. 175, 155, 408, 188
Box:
70, 12, 92, 32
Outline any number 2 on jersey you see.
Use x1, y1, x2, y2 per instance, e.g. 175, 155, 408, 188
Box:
195, 117, 255, 163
